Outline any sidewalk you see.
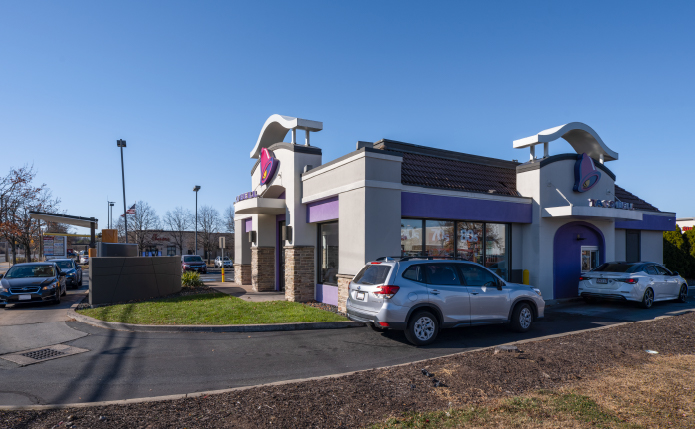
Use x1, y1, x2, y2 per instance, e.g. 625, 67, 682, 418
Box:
206, 282, 285, 302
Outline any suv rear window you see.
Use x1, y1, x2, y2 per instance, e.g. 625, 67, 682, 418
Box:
353, 264, 391, 285
593, 263, 642, 273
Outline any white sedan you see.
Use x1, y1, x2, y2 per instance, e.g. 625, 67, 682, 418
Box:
79, 254, 89, 264
214, 256, 232, 268
579, 261, 688, 308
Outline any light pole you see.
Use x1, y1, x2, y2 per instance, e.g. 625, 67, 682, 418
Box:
193, 186, 200, 256
108, 201, 115, 228
117, 139, 128, 243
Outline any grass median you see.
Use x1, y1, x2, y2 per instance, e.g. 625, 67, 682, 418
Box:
77, 293, 348, 325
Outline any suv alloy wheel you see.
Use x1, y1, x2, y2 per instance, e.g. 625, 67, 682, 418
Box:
404, 311, 439, 346
511, 302, 533, 332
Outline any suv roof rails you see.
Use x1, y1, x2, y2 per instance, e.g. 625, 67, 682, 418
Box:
375, 256, 476, 262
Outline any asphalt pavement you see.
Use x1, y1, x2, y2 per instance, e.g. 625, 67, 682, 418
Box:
1, 286, 693, 407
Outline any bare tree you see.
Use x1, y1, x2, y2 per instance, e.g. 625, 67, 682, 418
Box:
126, 201, 161, 252
115, 215, 126, 243
198, 205, 221, 263
0, 166, 35, 264
223, 206, 235, 233
163, 207, 193, 255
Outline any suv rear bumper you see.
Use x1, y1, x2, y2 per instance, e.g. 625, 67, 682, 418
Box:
346, 305, 407, 330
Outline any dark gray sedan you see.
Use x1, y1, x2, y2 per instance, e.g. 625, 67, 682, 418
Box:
0, 263, 67, 308
51, 258, 83, 289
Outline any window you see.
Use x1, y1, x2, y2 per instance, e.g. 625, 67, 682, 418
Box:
485, 223, 508, 279
354, 264, 391, 285
402, 265, 424, 282
457, 222, 483, 264
581, 246, 599, 272
319, 222, 339, 285
645, 265, 658, 275
401, 219, 424, 257
167, 246, 176, 256
426, 220, 455, 257
655, 266, 670, 275
459, 264, 498, 286
424, 264, 461, 285
625, 230, 641, 263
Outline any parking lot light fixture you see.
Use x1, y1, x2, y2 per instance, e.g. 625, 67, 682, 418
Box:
117, 139, 128, 243
193, 186, 201, 256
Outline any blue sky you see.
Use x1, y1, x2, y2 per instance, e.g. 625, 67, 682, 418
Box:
1, 1, 693, 234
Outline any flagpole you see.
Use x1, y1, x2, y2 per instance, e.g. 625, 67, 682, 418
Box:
118, 139, 128, 243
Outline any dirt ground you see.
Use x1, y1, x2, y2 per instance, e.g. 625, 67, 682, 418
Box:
2, 311, 694, 428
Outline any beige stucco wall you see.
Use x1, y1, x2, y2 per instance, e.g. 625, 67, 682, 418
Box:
641, 230, 663, 264
614, 228, 626, 261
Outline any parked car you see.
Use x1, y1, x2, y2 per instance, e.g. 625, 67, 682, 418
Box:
79, 254, 89, 264
52, 258, 83, 289
579, 261, 688, 308
0, 262, 67, 308
346, 258, 545, 346
214, 256, 232, 268
182, 255, 207, 273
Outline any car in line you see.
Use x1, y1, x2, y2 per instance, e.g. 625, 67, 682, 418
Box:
578, 261, 688, 308
51, 258, 83, 289
182, 255, 207, 273
346, 257, 545, 346
79, 254, 89, 264
0, 262, 67, 308
214, 256, 232, 268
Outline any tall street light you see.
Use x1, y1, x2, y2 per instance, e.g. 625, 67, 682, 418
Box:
193, 186, 201, 256
117, 139, 128, 243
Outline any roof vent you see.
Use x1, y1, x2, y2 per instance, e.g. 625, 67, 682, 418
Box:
356, 141, 372, 150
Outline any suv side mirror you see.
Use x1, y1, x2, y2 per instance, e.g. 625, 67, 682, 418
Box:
673, 271, 679, 276
0, 273, 4, 279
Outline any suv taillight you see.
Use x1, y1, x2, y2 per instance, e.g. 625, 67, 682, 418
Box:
374, 285, 399, 299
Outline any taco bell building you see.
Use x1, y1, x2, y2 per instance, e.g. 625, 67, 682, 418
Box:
234, 115, 676, 309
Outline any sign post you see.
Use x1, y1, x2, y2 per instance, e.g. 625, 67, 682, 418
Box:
219, 236, 226, 282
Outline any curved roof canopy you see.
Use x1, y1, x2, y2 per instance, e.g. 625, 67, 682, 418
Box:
513, 122, 618, 161
250, 114, 323, 159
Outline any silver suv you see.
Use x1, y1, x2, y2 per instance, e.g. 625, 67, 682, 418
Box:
346, 258, 545, 346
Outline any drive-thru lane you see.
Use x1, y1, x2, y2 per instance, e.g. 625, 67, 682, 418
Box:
1, 290, 692, 407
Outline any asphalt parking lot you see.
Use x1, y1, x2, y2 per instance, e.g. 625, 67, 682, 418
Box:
0, 284, 693, 407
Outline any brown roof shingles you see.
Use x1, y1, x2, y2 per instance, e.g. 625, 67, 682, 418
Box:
614, 185, 659, 212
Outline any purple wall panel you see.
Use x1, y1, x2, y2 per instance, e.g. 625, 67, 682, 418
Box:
244, 218, 252, 231
401, 192, 532, 224
306, 196, 339, 223
315, 284, 338, 306
615, 214, 675, 231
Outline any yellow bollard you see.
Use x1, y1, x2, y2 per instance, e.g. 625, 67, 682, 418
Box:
522, 269, 530, 285
221, 266, 224, 283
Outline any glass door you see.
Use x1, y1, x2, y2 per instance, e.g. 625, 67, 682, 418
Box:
279, 221, 286, 291
581, 246, 599, 272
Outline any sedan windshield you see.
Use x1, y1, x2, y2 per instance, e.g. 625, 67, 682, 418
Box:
183, 256, 203, 263
592, 263, 642, 273
5, 265, 56, 278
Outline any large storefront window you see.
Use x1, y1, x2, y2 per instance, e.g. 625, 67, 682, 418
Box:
319, 222, 339, 285
485, 223, 509, 279
457, 222, 483, 264
426, 220, 455, 257
401, 218, 511, 280
401, 219, 424, 257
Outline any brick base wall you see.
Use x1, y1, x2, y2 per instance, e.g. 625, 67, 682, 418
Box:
234, 264, 251, 285
252, 247, 275, 292
284, 246, 314, 302
336, 273, 353, 314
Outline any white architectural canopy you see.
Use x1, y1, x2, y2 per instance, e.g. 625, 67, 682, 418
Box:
514, 122, 619, 163
249, 114, 323, 159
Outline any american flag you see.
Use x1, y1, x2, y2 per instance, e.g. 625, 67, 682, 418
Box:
120, 204, 136, 217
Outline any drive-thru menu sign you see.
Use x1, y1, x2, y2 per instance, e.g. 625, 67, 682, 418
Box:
43, 235, 67, 260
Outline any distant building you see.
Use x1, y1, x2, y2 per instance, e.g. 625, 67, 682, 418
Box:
676, 218, 695, 232
131, 230, 234, 259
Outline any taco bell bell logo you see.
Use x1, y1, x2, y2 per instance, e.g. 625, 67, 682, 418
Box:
573, 153, 601, 193
260, 147, 279, 185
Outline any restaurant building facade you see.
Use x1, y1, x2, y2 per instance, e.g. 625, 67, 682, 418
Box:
234, 115, 676, 309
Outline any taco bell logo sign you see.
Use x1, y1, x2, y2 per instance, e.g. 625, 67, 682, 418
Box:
260, 147, 279, 185
573, 153, 601, 193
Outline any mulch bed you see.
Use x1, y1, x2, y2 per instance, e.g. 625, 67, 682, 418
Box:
3, 311, 694, 428
75, 285, 216, 310
302, 300, 345, 316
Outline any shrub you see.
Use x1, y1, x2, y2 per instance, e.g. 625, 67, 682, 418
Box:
663, 226, 695, 278
182, 271, 204, 288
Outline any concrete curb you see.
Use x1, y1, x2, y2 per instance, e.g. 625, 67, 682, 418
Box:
6, 308, 694, 411
67, 308, 364, 333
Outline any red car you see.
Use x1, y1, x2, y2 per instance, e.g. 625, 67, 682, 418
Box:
181, 255, 207, 273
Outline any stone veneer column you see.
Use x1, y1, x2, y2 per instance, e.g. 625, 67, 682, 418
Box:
336, 274, 353, 314
233, 264, 251, 285
284, 246, 315, 302
251, 247, 275, 292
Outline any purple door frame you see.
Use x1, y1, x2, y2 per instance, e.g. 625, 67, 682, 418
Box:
553, 221, 605, 299
275, 214, 285, 291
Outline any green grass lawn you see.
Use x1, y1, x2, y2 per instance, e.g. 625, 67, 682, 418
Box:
77, 293, 348, 325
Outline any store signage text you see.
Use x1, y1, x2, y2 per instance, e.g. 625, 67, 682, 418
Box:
588, 199, 634, 210
235, 191, 258, 203
151, 234, 170, 242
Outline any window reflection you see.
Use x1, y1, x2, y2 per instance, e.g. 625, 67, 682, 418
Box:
319, 222, 339, 285
426, 220, 455, 257
457, 222, 483, 264
485, 223, 508, 279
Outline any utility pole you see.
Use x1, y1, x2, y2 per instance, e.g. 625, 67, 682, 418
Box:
117, 140, 128, 243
